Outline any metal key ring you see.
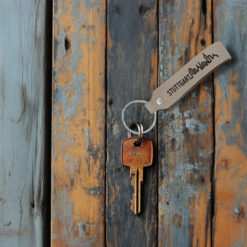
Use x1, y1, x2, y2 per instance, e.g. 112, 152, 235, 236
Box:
121, 100, 157, 135
127, 122, 143, 145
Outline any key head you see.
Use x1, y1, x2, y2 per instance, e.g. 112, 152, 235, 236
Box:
121, 137, 153, 168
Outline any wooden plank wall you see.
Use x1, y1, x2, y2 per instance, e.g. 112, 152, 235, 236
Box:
1, 0, 246, 246
0, 0, 51, 246
51, 0, 247, 246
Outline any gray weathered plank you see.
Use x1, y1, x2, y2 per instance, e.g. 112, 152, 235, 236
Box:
158, 1, 213, 246
213, 0, 247, 245
106, 0, 158, 246
0, 0, 48, 246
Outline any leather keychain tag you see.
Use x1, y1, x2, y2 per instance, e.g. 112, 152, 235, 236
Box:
145, 41, 231, 113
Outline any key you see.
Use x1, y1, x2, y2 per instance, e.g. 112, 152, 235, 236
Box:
121, 137, 153, 214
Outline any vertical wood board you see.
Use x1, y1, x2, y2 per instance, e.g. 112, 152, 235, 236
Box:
214, 0, 247, 246
52, 0, 106, 246
0, 0, 48, 246
158, 1, 213, 246
106, 0, 158, 246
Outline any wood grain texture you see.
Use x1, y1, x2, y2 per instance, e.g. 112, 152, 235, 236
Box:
0, 0, 48, 246
158, 1, 213, 246
52, 0, 106, 246
213, 0, 247, 246
106, 0, 158, 246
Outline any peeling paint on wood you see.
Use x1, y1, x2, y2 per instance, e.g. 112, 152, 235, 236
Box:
214, 0, 247, 246
0, 0, 48, 246
158, 1, 213, 246
52, 0, 106, 246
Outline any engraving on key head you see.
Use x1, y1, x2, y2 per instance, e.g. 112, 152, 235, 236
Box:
121, 137, 153, 214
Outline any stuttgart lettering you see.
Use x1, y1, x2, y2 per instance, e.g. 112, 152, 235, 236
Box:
167, 53, 219, 96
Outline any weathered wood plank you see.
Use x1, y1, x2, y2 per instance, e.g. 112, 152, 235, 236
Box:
52, 0, 106, 246
213, 0, 247, 246
0, 0, 49, 246
106, 0, 158, 246
158, 1, 213, 246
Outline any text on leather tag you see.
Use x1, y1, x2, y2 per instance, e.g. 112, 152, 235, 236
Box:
145, 42, 231, 113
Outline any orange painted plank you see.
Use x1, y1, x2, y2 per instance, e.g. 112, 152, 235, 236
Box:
158, 1, 213, 246
52, 1, 106, 246
213, 0, 247, 246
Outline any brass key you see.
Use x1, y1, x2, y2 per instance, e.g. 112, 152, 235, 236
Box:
121, 137, 153, 214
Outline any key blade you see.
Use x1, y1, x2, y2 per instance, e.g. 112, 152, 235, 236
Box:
130, 167, 144, 215
130, 167, 138, 214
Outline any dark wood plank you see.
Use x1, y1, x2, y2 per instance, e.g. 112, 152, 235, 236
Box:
0, 0, 49, 246
213, 0, 247, 246
106, 0, 158, 246
158, 1, 213, 246
52, 0, 106, 246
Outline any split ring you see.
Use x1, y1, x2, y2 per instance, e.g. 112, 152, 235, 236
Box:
121, 100, 157, 135
127, 122, 143, 145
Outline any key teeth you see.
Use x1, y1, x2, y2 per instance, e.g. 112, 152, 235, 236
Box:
131, 202, 139, 215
